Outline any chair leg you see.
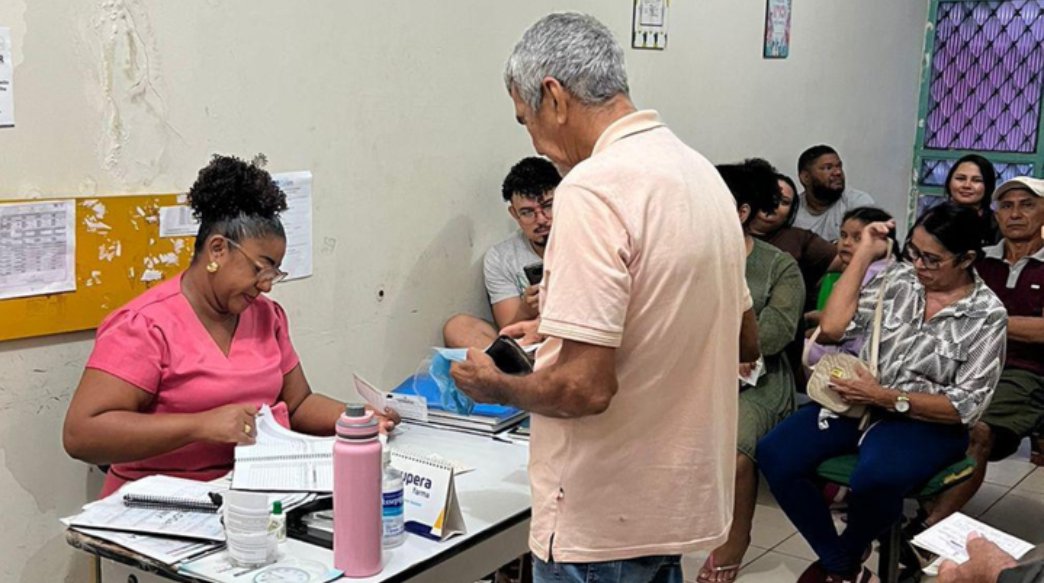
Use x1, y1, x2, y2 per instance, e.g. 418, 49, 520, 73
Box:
878, 521, 902, 583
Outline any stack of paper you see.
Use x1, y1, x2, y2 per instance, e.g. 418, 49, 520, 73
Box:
912, 512, 1035, 568
393, 373, 528, 435
232, 405, 336, 492
62, 473, 322, 565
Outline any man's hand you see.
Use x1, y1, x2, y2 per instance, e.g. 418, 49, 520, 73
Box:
500, 319, 545, 346
450, 348, 505, 404
938, 533, 1017, 583
522, 285, 541, 315
830, 367, 888, 406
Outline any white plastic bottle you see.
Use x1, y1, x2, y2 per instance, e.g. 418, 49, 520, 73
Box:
381, 449, 405, 548
268, 501, 286, 542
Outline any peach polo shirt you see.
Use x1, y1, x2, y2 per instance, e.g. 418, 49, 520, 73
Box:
531, 110, 750, 563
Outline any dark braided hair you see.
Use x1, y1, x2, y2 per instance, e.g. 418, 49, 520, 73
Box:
187, 154, 288, 256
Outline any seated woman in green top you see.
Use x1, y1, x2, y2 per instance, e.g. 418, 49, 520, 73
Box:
698, 160, 806, 583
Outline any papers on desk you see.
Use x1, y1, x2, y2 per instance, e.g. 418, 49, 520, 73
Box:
74, 528, 222, 566
62, 478, 317, 551
912, 512, 1035, 569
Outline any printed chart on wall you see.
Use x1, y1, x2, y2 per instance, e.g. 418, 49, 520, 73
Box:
0, 195, 195, 342
0, 172, 313, 342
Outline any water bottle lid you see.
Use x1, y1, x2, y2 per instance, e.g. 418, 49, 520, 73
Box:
336, 403, 379, 438
272, 500, 283, 515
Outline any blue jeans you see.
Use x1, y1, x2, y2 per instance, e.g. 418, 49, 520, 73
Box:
757, 405, 968, 574
533, 554, 683, 583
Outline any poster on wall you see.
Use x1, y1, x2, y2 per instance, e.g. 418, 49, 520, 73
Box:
763, 0, 792, 59
632, 0, 669, 50
0, 26, 13, 126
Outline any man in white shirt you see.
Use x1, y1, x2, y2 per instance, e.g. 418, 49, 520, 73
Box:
793, 145, 874, 241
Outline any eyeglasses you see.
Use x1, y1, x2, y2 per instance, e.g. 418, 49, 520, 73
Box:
516, 199, 554, 222
903, 242, 956, 271
225, 238, 288, 284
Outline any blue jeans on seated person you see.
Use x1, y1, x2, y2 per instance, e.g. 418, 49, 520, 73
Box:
757, 404, 968, 575
533, 554, 682, 583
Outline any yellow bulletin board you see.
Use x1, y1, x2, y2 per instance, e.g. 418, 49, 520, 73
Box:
0, 194, 196, 342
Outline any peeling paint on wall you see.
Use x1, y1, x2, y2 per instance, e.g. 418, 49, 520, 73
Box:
81, 0, 179, 188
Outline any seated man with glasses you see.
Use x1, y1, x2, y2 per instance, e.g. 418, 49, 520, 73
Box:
923, 177, 1044, 530
443, 157, 560, 348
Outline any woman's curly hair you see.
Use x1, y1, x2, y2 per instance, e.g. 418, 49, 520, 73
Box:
187, 154, 288, 255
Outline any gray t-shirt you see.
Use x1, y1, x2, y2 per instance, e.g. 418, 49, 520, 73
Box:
483, 231, 542, 304
793, 187, 874, 242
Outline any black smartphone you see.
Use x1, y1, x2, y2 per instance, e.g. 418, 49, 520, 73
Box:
523, 262, 544, 286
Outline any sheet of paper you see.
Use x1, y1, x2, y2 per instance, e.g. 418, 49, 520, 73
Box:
0, 200, 75, 300
272, 171, 313, 281
0, 27, 13, 127
354, 373, 429, 422
75, 527, 221, 566
912, 512, 1035, 565
159, 205, 199, 238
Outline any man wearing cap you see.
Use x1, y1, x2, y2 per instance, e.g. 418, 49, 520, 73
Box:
926, 176, 1044, 527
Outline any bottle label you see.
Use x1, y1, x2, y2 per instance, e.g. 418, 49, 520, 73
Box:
382, 489, 404, 518
383, 488, 405, 539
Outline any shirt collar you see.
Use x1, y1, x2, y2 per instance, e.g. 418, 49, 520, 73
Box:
895, 262, 993, 318
982, 240, 1044, 263
591, 110, 665, 156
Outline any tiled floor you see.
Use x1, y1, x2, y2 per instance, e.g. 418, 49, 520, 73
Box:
683, 440, 1044, 583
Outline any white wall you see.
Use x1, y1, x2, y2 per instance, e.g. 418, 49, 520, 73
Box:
0, 1, 927, 580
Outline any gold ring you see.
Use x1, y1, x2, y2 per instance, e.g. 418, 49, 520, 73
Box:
243, 423, 252, 435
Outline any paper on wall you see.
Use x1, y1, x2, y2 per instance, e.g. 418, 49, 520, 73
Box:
0, 200, 75, 300
272, 171, 313, 281
159, 205, 199, 238
0, 26, 13, 127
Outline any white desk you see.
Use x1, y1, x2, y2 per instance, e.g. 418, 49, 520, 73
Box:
69, 424, 532, 583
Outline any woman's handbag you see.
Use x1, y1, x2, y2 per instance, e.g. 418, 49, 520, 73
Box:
802, 266, 891, 418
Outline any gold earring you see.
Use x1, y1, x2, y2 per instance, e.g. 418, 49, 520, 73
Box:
206, 261, 219, 273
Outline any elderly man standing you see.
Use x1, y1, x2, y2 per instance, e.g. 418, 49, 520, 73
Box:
451, 13, 755, 583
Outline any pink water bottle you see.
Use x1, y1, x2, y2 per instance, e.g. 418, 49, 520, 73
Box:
333, 404, 383, 576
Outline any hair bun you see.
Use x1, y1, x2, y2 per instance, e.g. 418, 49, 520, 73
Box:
187, 154, 287, 223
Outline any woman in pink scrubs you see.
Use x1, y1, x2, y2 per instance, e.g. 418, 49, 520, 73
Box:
62, 154, 397, 497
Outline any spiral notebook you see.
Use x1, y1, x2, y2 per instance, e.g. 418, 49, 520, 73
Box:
232, 405, 336, 492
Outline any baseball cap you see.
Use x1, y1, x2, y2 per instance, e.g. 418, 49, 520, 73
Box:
993, 176, 1044, 201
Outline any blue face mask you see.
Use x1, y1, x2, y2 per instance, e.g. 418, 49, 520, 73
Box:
427, 348, 475, 415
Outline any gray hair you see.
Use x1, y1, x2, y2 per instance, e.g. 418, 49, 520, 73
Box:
505, 12, 629, 112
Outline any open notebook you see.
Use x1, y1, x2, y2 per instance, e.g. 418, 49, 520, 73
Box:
232, 405, 336, 492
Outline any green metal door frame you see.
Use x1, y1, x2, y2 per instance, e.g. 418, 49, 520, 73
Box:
909, 0, 1044, 228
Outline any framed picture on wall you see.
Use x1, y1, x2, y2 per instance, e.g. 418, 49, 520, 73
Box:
632, 0, 669, 50
763, 0, 792, 59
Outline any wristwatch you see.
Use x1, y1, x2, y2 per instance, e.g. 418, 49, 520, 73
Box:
894, 393, 911, 414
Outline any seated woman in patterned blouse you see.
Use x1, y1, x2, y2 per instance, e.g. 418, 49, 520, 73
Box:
757, 203, 1008, 583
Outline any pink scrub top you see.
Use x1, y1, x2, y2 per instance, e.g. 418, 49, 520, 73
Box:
85, 274, 299, 497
